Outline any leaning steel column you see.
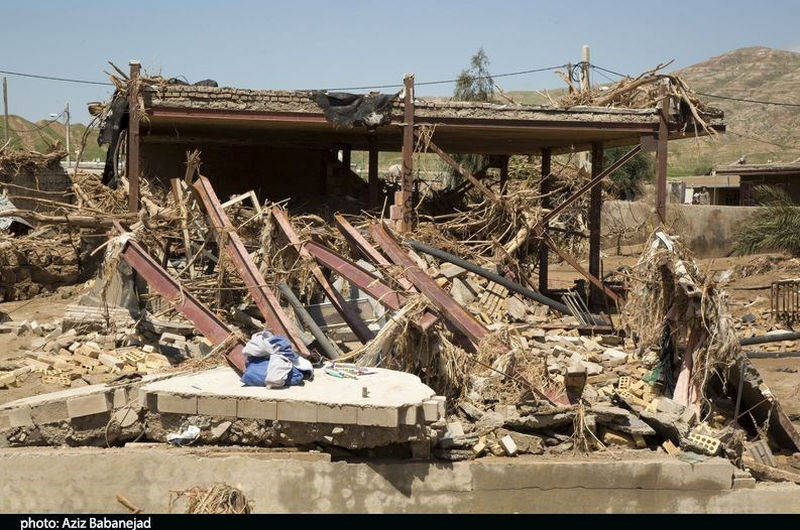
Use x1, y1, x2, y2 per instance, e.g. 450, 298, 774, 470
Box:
393, 73, 414, 232
588, 143, 603, 309
127, 60, 141, 213
538, 148, 552, 294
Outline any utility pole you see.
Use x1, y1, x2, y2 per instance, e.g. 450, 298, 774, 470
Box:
580, 44, 591, 91
2, 77, 8, 143
64, 103, 71, 168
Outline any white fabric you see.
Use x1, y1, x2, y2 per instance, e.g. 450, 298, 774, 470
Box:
265, 354, 293, 388
242, 330, 278, 358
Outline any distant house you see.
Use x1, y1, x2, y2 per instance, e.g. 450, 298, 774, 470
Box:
667, 174, 741, 205
715, 161, 800, 205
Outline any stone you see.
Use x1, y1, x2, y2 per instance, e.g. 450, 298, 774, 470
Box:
742, 313, 756, 323
459, 402, 484, 421
495, 428, 544, 454
450, 278, 477, 305
438, 262, 467, 279
8, 406, 34, 427
506, 297, 528, 322
655, 397, 686, 415
505, 412, 575, 432
472, 436, 487, 456
602, 429, 636, 448
210, 421, 232, 440
601, 348, 628, 366
591, 405, 656, 436
445, 421, 465, 438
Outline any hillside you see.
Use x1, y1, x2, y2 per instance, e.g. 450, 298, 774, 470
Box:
506, 47, 800, 176
670, 46, 800, 175
0, 116, 104, 162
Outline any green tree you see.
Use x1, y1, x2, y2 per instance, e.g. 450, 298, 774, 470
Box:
734, 185, 800, 256
450, 48, 494, 186
603, 147, 654, 200
453, 48, 494, 102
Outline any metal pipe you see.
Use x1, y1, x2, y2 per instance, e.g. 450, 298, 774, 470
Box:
408, 239, 607, 326
278, 282, 339, 360
740, 331, 800, 346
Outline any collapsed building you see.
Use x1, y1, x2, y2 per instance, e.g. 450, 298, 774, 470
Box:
0, 61, 799, 513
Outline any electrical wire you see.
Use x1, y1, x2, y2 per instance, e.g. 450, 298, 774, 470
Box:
313, 64, 568, 92
0, 69, 113, 87
6, 110, 65, 133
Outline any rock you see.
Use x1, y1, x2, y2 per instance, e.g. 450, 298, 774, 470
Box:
450, 278, 477, 305
742, 313, 756, 323
655, 397, 686, 415
505, 412, 575, 432
506, 296, 528, 322
210, 421, 232, 440
438, 262, 467, 279
602, 429, 636, 448
432, 448, 474, 461
474, 411, 505, 435
639, 409, 692, 442
590, 405, 656, 436
601, 348, 628, 367
445, 421, 465, 438
459, 402, 484, 421
496, 428, 544, 455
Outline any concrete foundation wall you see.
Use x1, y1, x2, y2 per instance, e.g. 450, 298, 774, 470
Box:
1, 447, 799, 513
602, 200, 761, 258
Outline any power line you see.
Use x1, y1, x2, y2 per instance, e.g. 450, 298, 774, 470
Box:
0, 69, 113, 87
695, 91, 800, 108
316, 64, 568, 92
6, 110, 65, 133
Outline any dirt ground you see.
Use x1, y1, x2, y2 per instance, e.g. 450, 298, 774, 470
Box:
1, 251, 798, 432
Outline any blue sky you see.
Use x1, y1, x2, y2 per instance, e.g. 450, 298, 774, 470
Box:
1, 0, 799, 123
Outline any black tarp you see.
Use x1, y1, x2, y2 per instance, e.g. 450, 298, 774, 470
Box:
312, 91, 399, 128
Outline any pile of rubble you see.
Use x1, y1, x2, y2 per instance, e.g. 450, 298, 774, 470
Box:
0, 135, 796, 485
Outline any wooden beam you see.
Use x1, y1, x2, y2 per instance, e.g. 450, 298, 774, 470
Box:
394, 74, 415, 232
127, 61, 141, 213
422, 136, 500, 205
656, 84, 669, 224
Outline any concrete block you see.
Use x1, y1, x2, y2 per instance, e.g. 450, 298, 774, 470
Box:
422, 400, 440, 422
656, 397, 686, 415
156, 393, 197, 415
399, 405, 418, 425
112, 388, 129, 409
237, 399, 277, 420
0, 412, 10, 430
31, 401, 69, 424
357, 406, 399, 427
197, 396, 237, 417
8, 406, 33, 427
98, 353, 124, 370
500, 435, 518, 456
277, 401, 317, 423
446, 421, 465, 438
317, 404, 358, 425
67, 393, 112, 418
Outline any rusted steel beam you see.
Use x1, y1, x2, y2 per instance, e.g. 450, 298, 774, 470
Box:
271, 208, 374, 343
192, 176, 312, 357
538, 228, 620, 305
304, 240, 404, 311
542, 144, 641, 224
115, 232, 245, 373
325, 217, 439, 331
588, 143, 604, 309
421, 135, 500, 205
370, 221, 488, 345
334, 214, 415, 291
